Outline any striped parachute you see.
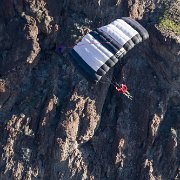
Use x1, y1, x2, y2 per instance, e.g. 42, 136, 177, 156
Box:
69, 17, 149, 83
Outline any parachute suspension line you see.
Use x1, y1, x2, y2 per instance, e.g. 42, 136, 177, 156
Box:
103, 76, 118, 88
108, 60, 126, 87
122, 69, 126, 83
112, 74, 120, 87
100, 60, 128, 89
101, 76, 133, 101
104, 68, 133, 100
99, 75, 118, 88
100, 76, 112, 85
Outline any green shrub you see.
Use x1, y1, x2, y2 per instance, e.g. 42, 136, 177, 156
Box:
159, 17, 180, 35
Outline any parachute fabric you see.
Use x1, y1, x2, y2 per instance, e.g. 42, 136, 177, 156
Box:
69, 17, 149, 83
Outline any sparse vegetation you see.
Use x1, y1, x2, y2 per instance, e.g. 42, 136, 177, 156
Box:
158, 0, 180, 35
159, 18, 180, 35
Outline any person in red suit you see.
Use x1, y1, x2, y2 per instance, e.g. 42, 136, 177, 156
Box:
116, 84, 133, 100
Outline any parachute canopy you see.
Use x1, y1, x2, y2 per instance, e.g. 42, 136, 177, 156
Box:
69, 17, 149, 83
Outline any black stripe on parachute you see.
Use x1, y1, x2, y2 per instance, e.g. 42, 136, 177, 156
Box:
69, 17, 149, 84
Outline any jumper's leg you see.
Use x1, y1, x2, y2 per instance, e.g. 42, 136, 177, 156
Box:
123, 92, 133, 100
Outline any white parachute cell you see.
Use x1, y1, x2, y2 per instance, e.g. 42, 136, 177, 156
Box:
70, 17, 149, 83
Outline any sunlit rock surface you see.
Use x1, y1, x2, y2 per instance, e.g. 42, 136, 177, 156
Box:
0, 0, 179, 179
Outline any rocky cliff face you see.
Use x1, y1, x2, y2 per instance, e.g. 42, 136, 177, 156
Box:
0, 0, 179, 179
